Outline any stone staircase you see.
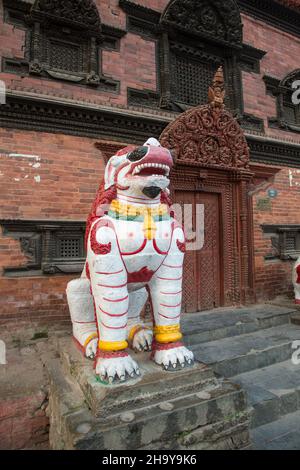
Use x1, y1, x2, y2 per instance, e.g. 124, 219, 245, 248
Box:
47, 338, 252, 450
182, 304, 300, 450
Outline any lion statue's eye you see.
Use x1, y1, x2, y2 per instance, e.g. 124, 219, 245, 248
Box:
127, 146, 149, 162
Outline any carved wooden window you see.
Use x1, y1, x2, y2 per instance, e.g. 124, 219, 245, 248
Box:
25, 0, 102, 85
262, 225, 300, 260
159, 0, 243, 113
264, 70, 300, 133
170, 45, 220, 107
0, 220, 86, 277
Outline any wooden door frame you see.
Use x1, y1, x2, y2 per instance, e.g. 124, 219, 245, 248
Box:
171, 163, 255, 308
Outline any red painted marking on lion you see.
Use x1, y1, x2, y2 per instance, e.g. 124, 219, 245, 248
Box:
157, 275, 183, 281
97, 281, 127, 288
152, 238, 168, 255
161, 290, 182, 295
176, 239, 186, 253
128, 267, 154, 283
100, 320, 127, 330
96, 269, 123, 275
158, 311, 181, 319
121, 238, 147, 256
99, 307, 128, 317
102, 295, 129, 303
90, 220, 114, 255
160, 302, 181, 308
296, 265, 300, 284
96, 350, 128, 359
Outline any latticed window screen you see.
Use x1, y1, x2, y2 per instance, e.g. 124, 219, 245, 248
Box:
285, 236, 296, 252
48, 40, 83, 73
59, 239, 81, 258
171, 53, 218, 106
45, 38, 85, 73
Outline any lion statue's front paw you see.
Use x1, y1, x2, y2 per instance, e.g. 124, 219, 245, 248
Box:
153, 346, 194, 371
95, 354, 141, 384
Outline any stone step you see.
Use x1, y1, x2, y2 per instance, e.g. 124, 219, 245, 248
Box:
190, 323, 300, 377
58, 338, 217, 419
251, 409, 300, 450
47, 339, 251, 450
232, 360, 300, 428
182, 305, 294, 347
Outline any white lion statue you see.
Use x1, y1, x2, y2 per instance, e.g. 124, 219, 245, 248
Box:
66, 138, 194, 384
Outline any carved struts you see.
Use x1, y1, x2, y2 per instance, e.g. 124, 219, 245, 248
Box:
148, 224, 194, 370
66, 277, 98, 359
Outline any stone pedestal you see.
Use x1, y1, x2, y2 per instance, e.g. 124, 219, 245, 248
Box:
47, 338, 251, 450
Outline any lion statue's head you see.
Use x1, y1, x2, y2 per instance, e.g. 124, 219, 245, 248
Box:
104, 138, 173, 199
85, 138, 173, 247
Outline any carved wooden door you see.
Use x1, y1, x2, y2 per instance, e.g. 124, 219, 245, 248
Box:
175, 190, 221, 313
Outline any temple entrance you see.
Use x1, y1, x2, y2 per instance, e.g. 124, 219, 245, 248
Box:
176, 189, 222, 313
160, 68, 255, 313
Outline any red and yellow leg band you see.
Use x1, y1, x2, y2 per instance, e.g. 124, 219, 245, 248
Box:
98, 340, 128, 352
154, 324, 183, 344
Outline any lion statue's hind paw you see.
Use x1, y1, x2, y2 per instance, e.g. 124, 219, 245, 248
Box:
132, 328, 153, 353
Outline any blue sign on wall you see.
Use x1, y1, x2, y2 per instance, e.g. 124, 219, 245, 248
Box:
268, 189, 278, 198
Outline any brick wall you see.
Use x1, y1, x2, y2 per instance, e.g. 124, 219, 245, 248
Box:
0, 128, 115, 329
242, 13, 300, 143
253, 167, 300, 301
241, 13, 300, 300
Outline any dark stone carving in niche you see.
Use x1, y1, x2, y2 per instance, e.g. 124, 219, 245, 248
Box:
2, 0, 123, 91
262, 225, 300, 260
31, 0, 100, 29
264, 71, 300, 133
161, 0, 243, 47
0, 220, 86, 276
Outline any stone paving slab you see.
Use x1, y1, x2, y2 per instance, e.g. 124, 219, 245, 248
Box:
252, 410, 300, 450
191, 324, 300, 377
182, 304, 294, 346
232, 360, 300, 428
